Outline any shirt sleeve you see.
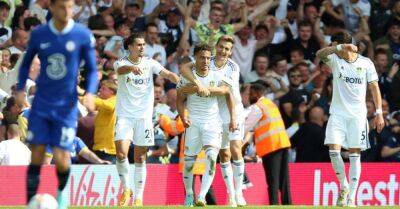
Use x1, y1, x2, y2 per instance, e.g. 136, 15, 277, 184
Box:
75, 137, 87, 154
244, 104, 263, 133
366, 60, 378, 83
324, 54, 338, 69
150, 58, 164, 75
361, 1, 371, 17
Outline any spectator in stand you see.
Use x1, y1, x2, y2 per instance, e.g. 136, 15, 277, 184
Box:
103, 21, 130, 59
144, 22, 167, 66
29, 0, 49, 23
374, 19, 400, 65
374, 48, 396, 102
243, 53, 269, 84
123, 3, 148, 33
73, 0, 97, 26
369, 0, 392, 41
0, 124, 31, 165
8, 29, 28, 55
271, 55, 289, 86
0, 2, 12, 48
380, 125, 400, 162
330, 0, 371, 34
288, 47, 315, 70
92, 80, 117, 163
291, 107, 329, 162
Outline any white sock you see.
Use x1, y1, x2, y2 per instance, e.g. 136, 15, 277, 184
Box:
198, 147, 218, 199
232, 159, 245, 196
329, 150, 349, 190
221, 161, 235, 197
348, 153, 361, 201
183, 155, 196, 195
116, 158, 131, 190
134, 162, 147, 200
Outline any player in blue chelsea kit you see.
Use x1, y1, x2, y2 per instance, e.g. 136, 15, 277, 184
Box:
16, 0, 98, 207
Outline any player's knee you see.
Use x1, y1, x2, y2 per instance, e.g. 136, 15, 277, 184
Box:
116, 151, 127, 161
219, 149, 231, 163
134, 153, 146, 164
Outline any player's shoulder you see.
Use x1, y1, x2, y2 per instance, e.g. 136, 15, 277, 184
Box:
357, 54, 373, 64
227, 58, 239, 71
72, 23, 93, 34
359, 0, 370, 6
30, 24, 50, 36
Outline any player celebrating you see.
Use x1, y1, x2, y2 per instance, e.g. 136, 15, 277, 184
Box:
17, 0, 98, 208
114, 33, 179, 206
316, 32, 384, 207
180, 35, 246, 206
177, 43, 235, 207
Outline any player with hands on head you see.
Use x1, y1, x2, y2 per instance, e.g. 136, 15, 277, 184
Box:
316, 31, 384, 207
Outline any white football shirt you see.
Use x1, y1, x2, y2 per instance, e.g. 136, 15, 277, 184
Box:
326, 53, 378, 118
114, 56, 163, 118
210, 57, 244, 124
0, 139, 31, 165
177, 68, 228, 124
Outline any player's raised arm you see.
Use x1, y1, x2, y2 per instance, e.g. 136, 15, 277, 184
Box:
159, 69, 180, 84
316, 44, 358, 63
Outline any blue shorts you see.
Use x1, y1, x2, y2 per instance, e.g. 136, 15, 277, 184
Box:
26, 110, 77, 151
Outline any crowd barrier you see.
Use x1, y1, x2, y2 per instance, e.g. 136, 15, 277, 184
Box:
0, 163, 399, 206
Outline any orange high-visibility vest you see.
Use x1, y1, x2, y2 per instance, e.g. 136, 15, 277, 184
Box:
158, 113, 206, 175
254, 97, 291, 157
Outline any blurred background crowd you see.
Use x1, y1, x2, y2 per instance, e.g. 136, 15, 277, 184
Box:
1, 0, 400, 167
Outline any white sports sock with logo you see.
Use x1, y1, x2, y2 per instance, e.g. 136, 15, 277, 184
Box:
329, 150, 349, 190
183, 155, 196, 195
348, 153, 361, 201
134, 162, 146, 200
116, 158, 131, 190
221, 161, 235, 197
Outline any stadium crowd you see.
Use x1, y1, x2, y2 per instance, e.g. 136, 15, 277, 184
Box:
0, 0, 400, 167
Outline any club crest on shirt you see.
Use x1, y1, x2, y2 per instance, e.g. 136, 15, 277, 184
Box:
356, 67, 363, 74
66, 41, 76, 52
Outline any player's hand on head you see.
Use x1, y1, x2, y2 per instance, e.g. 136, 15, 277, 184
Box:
374, 114, 385, 133
83, 93, 96, 112
130, 66, 142, 75
342, 44, 358, 53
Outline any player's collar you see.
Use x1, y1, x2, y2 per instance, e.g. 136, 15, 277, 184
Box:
49, 19, 75, 35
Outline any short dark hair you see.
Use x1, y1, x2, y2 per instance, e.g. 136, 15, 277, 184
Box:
374, 48, 388, 58
250, 80, 267, 94
331, 31, 353, 44
255, 24, 269, 33
298, 20, 313, 29
123, 33, 145, 50
24, 16, 41, 30
193, 43, 212, 56
146, 22, 158, 30
0, 1, 10, 10
271, 55, 287, 67
290, 47, 304, 56
288, 66, 301, 76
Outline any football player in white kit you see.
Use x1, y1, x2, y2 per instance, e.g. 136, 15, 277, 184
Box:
113, 33, 179, 206
180, 35, 246, 207
316, 32, 384, 207
177, 43, 236, 207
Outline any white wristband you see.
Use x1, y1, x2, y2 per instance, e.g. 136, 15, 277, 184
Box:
375, 108, 383, 115
336, 44, 343, 51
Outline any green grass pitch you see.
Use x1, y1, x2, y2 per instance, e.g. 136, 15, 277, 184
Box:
1, 206, 399, 209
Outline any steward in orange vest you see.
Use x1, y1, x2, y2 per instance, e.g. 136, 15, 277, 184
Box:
244, 81, 292, 205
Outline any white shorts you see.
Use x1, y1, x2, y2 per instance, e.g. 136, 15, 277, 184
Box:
184, 122, 222, 156
221, 122, 245, 149
115, 116, 154, 146
325, 114, 370, 150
